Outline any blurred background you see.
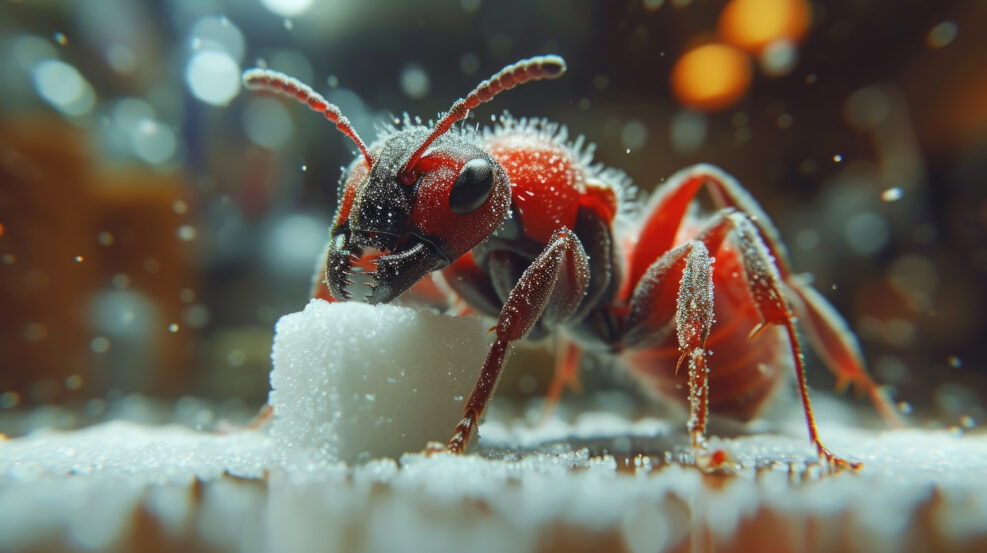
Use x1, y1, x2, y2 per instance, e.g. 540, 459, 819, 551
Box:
0, 0, 984, 434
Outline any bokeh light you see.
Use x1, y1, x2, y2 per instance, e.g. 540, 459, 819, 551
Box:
31, 59, 96, 117
717, 0, 810, 54
260, 0, 313, 17
670, 43, 751, 112
185, 50, 241, 105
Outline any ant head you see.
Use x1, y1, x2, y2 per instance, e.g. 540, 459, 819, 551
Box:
243, 55, 566, 303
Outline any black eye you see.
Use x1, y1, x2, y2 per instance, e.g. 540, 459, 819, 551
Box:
449, 158, 494, 214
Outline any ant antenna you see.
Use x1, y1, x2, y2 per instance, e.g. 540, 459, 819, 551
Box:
398, 54, 567, 185
243, 68, 374, 167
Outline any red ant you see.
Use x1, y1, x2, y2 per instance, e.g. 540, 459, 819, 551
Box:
243, 55, 901, 471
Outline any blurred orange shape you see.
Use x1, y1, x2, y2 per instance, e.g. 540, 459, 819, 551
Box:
671, 43, 752, 112
718, 0, 811, 54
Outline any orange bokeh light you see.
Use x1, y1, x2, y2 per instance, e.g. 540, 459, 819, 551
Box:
671, 43, 752, 112
718, 0, 811, 54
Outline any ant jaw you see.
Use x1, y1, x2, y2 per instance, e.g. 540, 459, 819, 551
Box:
326, 231, 447, 305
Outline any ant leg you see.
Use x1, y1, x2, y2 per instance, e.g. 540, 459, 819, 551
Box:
627, 164, 790, 294
786, 280, 905, 427
728, 213, 861, 471
538, 337, 583, 425
623, 241, 715, 449
629, 165, 894, 427
443, 228, 591, 453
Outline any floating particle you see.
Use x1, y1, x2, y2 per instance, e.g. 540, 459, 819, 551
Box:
227, 349, 247, 367
179, 288, 195, 303
65, 375, 83, 390
283, 19, 294, 30
111, 273, 130, 289
97, 231, 114, 246
169, 323, 180, 333
326, 74, 339, 87
0, 392, 20, 409
1, 254, 15, 265
133, 119, 177, 164
90, 336, 111, 353
184, 304, 210, 328
621, 120, 648, 151
177, 225, 197, 241
833, 154, 843, 162
301, 164, 308, 172
881, 187, 903, 202
960, 415, 975, 429
643, 0, 665, 11
459, 53, 480, 75
670, 109, 708, 154
243, 97, 294, 149
106, 44, 136, 73
927, 21, 957, 49
760, 39, 798, 77
805, 73, 817, 84
777, 113, 793, 128
844, 212, 890, 254
897, 401, 913, 415
947, 355, 962, 369
53, 32, 67, 45
74, 255, 84, 262
400, 64, 430, 99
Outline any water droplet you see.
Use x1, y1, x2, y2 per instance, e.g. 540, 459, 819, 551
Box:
90, 336, 111, 353
881, 187, 903, 202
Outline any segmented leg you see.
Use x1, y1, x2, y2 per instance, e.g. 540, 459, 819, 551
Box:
730, 213, 860, 470
786, 280, 905, 427
538, 337, 583, 424
626, 164, 897, 428
443, 228, 591, 453
624, 241, 715, 448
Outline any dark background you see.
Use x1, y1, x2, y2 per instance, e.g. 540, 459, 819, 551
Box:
1, 0, 984, 432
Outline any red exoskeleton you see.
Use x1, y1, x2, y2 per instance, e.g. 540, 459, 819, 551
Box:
243, 55, 901, 470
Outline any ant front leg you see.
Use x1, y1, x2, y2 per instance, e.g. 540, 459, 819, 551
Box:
442, 228, 591, 453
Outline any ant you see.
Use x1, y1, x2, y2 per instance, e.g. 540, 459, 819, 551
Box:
243, 55, 900, 471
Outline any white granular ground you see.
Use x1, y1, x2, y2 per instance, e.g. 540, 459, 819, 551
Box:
1, 301, 985, 553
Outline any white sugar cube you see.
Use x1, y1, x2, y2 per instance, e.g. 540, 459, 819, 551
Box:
269, 300, 492, 463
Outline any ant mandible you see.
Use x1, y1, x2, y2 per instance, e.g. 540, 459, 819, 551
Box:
243, 55, 900, 471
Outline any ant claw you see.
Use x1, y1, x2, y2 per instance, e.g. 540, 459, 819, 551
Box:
817, 446, 863, 472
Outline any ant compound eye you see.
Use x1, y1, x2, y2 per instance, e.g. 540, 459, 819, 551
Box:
449, 158, 494, 215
